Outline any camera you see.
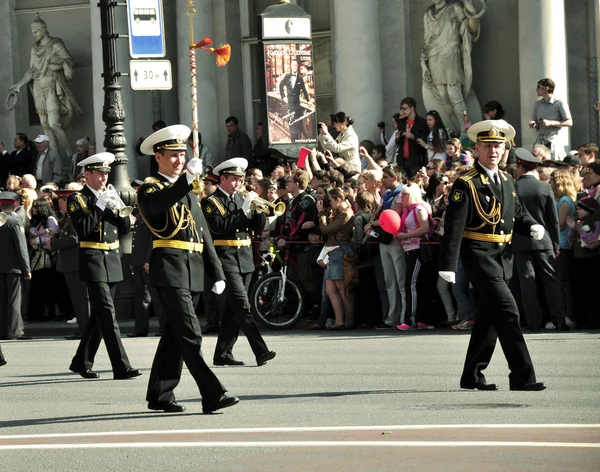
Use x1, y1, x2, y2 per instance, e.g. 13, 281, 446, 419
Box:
377, 122, 385, 128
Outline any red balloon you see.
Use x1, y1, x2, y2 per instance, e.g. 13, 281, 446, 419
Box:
379, 209, 401, 234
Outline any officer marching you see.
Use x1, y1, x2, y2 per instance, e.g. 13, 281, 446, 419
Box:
439, 120, 547, 392
137, 125, 238, 414
201, 158, 276, 367
67, 153, 142, 380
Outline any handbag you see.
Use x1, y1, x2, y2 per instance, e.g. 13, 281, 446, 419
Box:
30, 247, 54, 271
343, 250, 359, 289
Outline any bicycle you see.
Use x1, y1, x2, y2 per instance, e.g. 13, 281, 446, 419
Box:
249, 242, 306, 330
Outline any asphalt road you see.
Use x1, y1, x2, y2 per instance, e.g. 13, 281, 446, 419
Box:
1, 328, 599, 471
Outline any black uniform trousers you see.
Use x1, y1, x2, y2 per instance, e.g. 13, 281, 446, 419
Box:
63, 272, 90, 334
514, 250, 565, 329
460, 250, 537, 388
146, 287, 225, 404
214, 271, 269, 362
132, 267, 166, 335
70, 282, 131, 373
0, 274, 23, 339
203, 271, 225, 327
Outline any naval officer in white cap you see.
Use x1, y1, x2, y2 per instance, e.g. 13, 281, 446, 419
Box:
67, 152, 141, 381
439, 120, 547, 392
137, 125, 239, 414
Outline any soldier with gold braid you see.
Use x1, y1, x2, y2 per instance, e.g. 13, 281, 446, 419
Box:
137, 125, 238, 415
439, 120, 547, 392
66, 153, 141, 381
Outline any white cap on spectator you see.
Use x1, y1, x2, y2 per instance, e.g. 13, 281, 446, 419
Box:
33, 135, 50, 143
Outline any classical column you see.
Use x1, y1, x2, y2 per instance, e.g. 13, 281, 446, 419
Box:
175, 0, 219, 163
0, 0, 18, 145
332, 0, 384, 143
518, 0, 569, 152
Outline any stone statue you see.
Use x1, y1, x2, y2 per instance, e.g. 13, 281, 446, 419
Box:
421, 0, 486, 137
6, 14, 82, 156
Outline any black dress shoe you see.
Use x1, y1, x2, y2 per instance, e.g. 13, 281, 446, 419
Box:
0, 359, 7, 367
148, 401, 186, 413
65, 334, 83, 340
460, 382, 498, 391
127, 333, 148, 338
510, 382, 546, 391
69, 366, 100, 379
113, 367, 142, 380
203, 394, 239, 414
213, 357, 245, 366
201, 324, 220, 335
256, 350, 276, 366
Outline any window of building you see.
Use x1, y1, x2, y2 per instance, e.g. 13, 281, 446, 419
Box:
243, 0, 333, 142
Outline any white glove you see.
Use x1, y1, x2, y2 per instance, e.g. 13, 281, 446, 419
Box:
95, 191, 107, 211
439, 271, 456, 284
212, 280, 226, 295
185, 157, 203, 185
242, 191, 258, 217
530, 224, 545, 241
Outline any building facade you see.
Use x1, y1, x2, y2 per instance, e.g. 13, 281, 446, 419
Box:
1, 0, 599, 180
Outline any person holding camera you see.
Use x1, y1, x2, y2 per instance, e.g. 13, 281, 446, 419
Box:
318, 112, 360, 170
528, 78, 572, 161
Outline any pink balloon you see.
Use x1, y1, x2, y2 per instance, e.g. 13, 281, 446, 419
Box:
379, 209, 401, 234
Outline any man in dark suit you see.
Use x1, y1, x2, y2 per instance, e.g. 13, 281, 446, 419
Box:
201, 158, 276, 367
128, 195, 166, 338
512, 148, 565, 332
395, 97, 429, 177
0, 191, 31, 340
0, 133, 34, 184
137, 125, 239, 414
440, 120, 547, 392
52, 189, 90, 340
279, 59, 310, 141
66, 153, 141, 381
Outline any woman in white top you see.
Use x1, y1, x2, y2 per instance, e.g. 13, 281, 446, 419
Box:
318, 112, 360, 169
416, 110, 448, 162
393, 183, 433, 331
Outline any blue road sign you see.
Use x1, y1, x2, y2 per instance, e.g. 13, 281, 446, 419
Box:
127, 0, 166, 58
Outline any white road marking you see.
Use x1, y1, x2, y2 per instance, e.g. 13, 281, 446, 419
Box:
0, 441, 599, 451
0, 423, 598, 440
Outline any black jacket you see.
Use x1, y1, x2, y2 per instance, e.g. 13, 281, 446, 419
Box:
279, 73, 309, 108
130, 215, 153, 267
67, 185, 130, 283
0, 213, 30, 275
395, 114, 429, 168
201, 188, 265, 274
512, 175, 560, 252
136, 174, 224, 291
440, 162, 535, 280
50, 215, 80, 273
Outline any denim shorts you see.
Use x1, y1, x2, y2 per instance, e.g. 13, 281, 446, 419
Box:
324, 247, 345, 280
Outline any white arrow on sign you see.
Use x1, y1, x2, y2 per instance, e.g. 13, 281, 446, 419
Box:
129, 60, 172, 91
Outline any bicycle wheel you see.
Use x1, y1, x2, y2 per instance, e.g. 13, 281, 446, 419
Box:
249, 272, 305, 330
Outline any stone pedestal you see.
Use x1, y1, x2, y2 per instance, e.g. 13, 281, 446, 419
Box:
518, 0, 569, 152
332, 0, 383, 144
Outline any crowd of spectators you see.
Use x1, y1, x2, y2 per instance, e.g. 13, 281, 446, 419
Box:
1, 77, 599, 336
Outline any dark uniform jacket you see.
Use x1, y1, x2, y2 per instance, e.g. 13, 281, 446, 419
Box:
0, 213, 30, 275
136, 174, 224, 292
512, 175, 560, 252
130, 215, 152, 268
274, 191, 317, 250
440, 162, 535, 279
201, 187, 265, 274
67, 185, 130, 283
50, 215, 79, 273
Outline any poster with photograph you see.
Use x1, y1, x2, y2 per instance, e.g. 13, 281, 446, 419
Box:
264, 43, 317, 145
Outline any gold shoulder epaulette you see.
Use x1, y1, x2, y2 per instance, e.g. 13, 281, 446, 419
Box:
207, 195, 226, 216
500, 171, 510, 181
75, 193, 89, 215
143, 177, 165, 189
459, 168, 478, 182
